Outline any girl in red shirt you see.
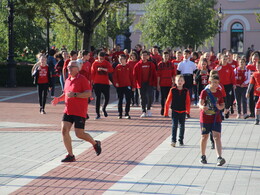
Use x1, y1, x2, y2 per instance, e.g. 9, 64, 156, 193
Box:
32, 55, 52, 114
234, 58, 251, 119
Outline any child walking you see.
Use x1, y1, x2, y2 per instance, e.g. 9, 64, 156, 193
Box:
164, 75, 190, 147
246, 59, 260, 125
199, 75, 226, 166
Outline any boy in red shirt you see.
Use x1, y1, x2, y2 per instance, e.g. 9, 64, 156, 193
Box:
51, 61, 101, 162
199, 75, 225, 166
133, 50, 157, 117
164, 75, 190, 147
157, 51, 176, 115
62, 50, 78, 82
172, 51, 182, 69
91, 52, 114, 119
113, 54, 135, 119
246, 59, 260, 125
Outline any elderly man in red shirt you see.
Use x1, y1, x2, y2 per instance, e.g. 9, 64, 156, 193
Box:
52, 60, 101, 162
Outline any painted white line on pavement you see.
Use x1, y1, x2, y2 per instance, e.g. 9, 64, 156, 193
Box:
0, 122, 54, 129
0, 90, 38, 102
0, 131, 116, 195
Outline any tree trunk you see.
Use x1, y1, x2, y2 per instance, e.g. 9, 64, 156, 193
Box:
82, 27, 94, 50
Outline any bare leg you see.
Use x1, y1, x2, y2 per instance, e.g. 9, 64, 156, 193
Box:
61, 121, 73, 155
75, 128, 96, 146
200, 134, 209, 156
213, 131, 222, 157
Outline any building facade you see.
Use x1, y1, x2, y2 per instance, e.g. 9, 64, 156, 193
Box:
125, 0, 260, 54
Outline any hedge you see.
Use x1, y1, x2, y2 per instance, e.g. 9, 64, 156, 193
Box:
0, 63, 34, 87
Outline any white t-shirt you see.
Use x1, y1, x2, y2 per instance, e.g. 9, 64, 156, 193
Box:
177, 59, 197, 74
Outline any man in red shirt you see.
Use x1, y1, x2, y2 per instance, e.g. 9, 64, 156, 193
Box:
112, 44, 124, 64
52, 61, 101, 162
157, 51, 176, 115
134, 50, 157, 117
113, 54, 135, 119
80, 50, 92, 81
91, 51, 114, 119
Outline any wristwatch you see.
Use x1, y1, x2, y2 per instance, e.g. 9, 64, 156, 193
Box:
74, 93, 77, 97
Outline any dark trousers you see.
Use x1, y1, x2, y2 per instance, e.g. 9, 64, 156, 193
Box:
138, 82, 154, 112
160, 86, 171, 109
37, 83, 49, 110
116, 86, 132, 116
183, 75, 193, 99
50, 77, 57, 96
235, 86, 247, 114
249, 89, 255, 116
93, 84, 110, 116
171, 111, 186, 142
224, 84, 233, 110
131, 89, 139, 105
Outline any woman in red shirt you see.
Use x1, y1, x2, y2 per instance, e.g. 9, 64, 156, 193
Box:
32, 55, 52, 114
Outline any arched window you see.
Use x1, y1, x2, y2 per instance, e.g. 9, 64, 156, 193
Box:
231, 22, 244, 53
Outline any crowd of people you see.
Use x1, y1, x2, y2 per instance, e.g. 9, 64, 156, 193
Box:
31, 44, 260, 165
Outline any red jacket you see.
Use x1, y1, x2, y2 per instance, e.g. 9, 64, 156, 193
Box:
133, 60, 157, 88
91, 60, 113, 85
113, 64, 135, 88
215, 65, 236, 85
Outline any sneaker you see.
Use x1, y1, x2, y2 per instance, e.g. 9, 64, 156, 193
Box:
41, 110, 46, 114
236, 114, 241, 119
61, 154, 76, 162
217, 157, 226, 166
186, 114, 190, 119
225, 111, 229, 119
147, 110, 152, 117
200, 155, 207, 164
118, 116, 122, 119
243, 114, 249, 119
255, 119, 259, 125
95, 115, 101, 120
94, 140, 102, 156
160, 108, 164, 116
171, 142, 176, 147
249, 113, 255, 118
230, 107, 234, 114
103, 109, 108, 117
211, 142, 215, 149
140, 112, 146, 118
125, 115, 131, 119
179, 140, 184, 146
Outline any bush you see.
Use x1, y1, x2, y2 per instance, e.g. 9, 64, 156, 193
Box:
0, 63, 34, 87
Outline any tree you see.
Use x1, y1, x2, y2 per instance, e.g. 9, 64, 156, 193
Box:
136, 0, 218, 49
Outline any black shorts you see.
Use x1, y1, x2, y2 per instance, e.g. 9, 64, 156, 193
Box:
62, 113, 85, 129
200, 122, 221, 135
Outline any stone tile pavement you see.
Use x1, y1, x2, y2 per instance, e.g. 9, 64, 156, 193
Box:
0, 86, 259, 195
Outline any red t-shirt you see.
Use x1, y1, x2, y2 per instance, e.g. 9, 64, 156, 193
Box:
91, 60, 113, 85
208, 62, 216, 71
127, 60, 138, 70
63, 59, 71, 72
215, 65, 236, 85
38, 66, 49, 84
200, 89, 224, 123
246, 64, 257, 73
63, 74, 91, 118
113, 64, 134, 88
227, 60, 238, 69
79, 61, 91, 81
172, 60, 181, 69
249, 72, 260, 96
150, 53, 162, 65
157, 60, 176, 87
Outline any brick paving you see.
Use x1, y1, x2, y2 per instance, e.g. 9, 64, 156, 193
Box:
0, 86, 259, 195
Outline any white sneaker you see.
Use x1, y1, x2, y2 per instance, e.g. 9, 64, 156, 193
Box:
140, 112, 146, 118
147, 110, 152, 117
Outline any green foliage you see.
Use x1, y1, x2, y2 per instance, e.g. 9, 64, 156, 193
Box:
137, 0, 218, 49
0, 6, 8, 61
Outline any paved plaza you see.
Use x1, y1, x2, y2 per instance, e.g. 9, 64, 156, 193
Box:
0, 86, 259, 195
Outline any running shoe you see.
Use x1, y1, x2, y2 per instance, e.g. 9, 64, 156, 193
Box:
217, 157, 226, 166
61, 155, 76, 162
94, 140, 102, 156
201, 155, 207, 164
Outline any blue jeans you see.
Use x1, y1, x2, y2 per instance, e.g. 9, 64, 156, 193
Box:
171, 111, 186, 142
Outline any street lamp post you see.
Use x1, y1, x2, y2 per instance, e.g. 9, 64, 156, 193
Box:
218, 4, 223, 54
6, 0, 16, 87
124, 2, 131, 51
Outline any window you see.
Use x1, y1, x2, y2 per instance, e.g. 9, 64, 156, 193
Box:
231, 22, 244, 53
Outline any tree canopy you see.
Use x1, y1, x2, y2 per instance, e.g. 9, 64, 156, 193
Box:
136, 0, 218, 49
